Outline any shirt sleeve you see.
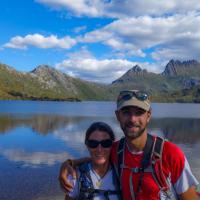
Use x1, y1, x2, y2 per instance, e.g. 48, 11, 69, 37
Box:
173, 157, 199, 194
163, 141, 199, 194
67, 174, 79, 198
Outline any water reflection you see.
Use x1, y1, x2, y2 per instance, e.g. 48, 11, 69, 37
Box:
1, 114, 200, 144
0, 149, 70, 167
0, 114, 199, 200
149, 118, 200, 144
0, 114, 82, 135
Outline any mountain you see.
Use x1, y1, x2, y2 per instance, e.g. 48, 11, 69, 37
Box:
111, 65, 171, 94
0, 63, 108, 101
162, 59, 200, 76
112, 65, 148, 84
1, 59, 200, 102
110, 59, 200, 102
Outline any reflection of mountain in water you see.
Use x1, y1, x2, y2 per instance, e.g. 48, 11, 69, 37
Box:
0, 115, 83, 135
149, 118, 200, 144
1, 114, 200, 144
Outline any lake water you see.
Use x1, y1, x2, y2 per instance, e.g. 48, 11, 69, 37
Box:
0, 101, 200, 200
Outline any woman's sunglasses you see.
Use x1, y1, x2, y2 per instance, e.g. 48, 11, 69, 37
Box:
86, 139, 113, 148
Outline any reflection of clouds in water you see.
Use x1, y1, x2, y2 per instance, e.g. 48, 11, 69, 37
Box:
34, 194, 64, 200
53, 119, 123, 143
52, 121, 89, 157
53, 124, 85, 143
52, 119, 123, 158
150, 118, 200, 144
1, 149, 70, 167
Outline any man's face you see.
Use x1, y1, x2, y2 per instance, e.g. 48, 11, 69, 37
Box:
115, 106, 151, 139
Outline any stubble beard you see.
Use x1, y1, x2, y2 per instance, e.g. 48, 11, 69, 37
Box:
122, 125, 146, 139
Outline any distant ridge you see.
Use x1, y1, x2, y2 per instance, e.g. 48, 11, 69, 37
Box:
1, 60, 200, 102
162, 59, 200, 76
110, 59, 200, 102
0, 63, 109, 101
112, 65, 151, 84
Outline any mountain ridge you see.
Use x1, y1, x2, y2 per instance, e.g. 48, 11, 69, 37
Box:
1, 59, 200, 102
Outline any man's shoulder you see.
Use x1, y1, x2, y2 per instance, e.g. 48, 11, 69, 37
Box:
163, 140, 184, 157
162, 139, 185, 169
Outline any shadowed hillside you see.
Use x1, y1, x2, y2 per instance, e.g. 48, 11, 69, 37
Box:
1, 59, 200, 102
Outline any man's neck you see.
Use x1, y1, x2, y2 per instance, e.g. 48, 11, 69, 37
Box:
126, 131, 148, 152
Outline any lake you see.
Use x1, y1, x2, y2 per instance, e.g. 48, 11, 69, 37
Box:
0, 101, 200, 200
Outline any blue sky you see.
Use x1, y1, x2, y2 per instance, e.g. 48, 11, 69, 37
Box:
1, 0, 200, 83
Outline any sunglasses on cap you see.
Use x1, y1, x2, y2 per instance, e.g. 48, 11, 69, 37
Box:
86, 139, 113, 148
118, 90, 148, 102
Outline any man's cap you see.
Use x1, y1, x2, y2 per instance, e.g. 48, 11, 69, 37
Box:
116, 90, 151, 111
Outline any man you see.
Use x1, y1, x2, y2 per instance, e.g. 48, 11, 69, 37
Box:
59, 90, 199, 200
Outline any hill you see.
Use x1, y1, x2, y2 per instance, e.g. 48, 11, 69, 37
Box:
110, 59, 200, 102
1, 59, 200, 102
0, 63, 108, 101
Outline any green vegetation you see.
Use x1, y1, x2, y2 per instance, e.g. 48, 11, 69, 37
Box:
1, 62, 200, 102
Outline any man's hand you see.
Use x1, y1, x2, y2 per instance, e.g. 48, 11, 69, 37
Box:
58, 157, 91, 192
58, 159, 77, 192
179, 186, 198, 200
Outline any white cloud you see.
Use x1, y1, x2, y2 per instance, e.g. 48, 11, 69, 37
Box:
55, 48, 147, 83
35, 0, 105, 17
56, 58, 135, 83
73, 25, 87, 33
4, 34, 76, 49
105, 0, 200, 18
4, 11, 200, 65
55, 48, 173, 82
152, 48, 199, 62
1, 149, 70, 167
35, 0, 200, 18
79, 12, 200, 61
3, 2, 200, 83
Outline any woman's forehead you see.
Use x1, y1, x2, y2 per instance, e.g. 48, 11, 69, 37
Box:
88, 130, 110, 139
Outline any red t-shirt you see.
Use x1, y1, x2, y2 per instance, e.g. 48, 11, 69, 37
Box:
111, 138, 198, 200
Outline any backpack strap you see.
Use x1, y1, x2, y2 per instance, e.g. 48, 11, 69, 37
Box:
117, 134, 154, 179
78, 162, 121, 200
151, 136, 178, 199
116, 134, 177, 200
137, 134, 154, 193
116, 136, 154, 200
151, 136, 169, 190
117, 137, 125, 181
78, 162, 94, 200
142, 133, 154, 168
110, 163, 123, 200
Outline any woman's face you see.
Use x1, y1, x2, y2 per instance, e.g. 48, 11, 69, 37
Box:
87, 130, 112, 166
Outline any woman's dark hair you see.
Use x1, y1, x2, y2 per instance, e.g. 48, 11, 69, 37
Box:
85, 122, 115, 144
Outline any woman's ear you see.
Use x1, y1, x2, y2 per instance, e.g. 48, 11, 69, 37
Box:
115, 110, 120, 121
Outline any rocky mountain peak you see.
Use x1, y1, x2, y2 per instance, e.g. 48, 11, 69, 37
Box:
130, 65, 142, 72
30, 64, 77, 92
31, 65, 55, 75
112, 65, 148, 84
126, 65, 148, 75
162, 59, 200, 76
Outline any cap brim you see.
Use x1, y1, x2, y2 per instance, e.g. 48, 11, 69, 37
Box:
117, 98, 150, 111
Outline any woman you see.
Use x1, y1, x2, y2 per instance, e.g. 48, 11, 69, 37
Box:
65, 122, 121, 200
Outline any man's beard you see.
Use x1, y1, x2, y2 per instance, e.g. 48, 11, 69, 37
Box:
122, 124, 146, 139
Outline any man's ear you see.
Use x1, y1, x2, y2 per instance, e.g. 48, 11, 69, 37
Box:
147, 109, 152, 123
